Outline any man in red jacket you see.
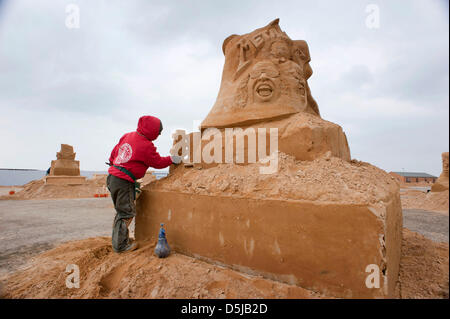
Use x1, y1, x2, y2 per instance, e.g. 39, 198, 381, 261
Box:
107, 115, 182, 253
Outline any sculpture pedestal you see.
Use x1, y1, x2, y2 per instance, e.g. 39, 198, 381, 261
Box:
136, 188, 402, 298
183, 112, 351, 169
45, 176, 86, 185
50, 159, 80, 176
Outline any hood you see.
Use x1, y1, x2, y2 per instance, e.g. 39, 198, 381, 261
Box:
136, 115, 162, 141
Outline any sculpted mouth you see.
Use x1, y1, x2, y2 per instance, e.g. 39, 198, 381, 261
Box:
256, 83, 273, 97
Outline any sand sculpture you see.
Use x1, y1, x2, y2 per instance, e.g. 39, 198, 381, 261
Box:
431, 152, 449, 192
45, 144, 86, 185
136, 19, 403, 298
176, 19, 350, 165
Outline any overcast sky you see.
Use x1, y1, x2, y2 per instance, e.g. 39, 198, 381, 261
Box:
0, 0, 448, 175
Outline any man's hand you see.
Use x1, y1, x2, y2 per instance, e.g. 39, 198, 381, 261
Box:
170, 155, 182, 165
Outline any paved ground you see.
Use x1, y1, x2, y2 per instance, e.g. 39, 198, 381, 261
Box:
402, 186, 431, 192
0, 199, 448, 277
402, 209, 449, 243
0, 198, 120, 276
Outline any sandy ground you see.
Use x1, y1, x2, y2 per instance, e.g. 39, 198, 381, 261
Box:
0, 173, 157, 201
151, 154, 399, 206
0, 177, 108, 200
0, 198, 448, 299
399, 229, 449, 299
0, 237, 316, 299
400, 188, 448, 213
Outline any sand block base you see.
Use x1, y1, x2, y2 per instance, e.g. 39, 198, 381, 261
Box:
50, 159, 80, 176
45, 176, 86, 185
136, 190, 402, 298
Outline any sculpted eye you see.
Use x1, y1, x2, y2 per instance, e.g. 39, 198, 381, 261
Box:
296, 49, 307, 61
249, 68, 280, 79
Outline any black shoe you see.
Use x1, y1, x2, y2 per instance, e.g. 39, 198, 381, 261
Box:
113, 242, 139, 253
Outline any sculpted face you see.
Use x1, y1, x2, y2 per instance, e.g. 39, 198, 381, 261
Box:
249, 61, 280, 103
201, 19, 321, 128
270, 40, 290, 63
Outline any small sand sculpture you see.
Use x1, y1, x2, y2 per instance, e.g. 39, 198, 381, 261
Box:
46, 144, 86, 185
136, 19, 403, 298
50, 144, 80, 176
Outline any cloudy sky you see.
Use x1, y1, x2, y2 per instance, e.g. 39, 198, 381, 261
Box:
0, 0, 448, 175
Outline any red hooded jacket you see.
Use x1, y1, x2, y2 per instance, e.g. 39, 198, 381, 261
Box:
108, 116, 173, 182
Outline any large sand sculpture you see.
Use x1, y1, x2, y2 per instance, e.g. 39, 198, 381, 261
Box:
136, 19, 403, 298
431, 152, 449, 193
45, 144, 86, 185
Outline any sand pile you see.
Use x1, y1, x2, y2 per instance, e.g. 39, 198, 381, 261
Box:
138, 172, 157, 186
401, 189, 449, 213
149, 152, 398, 206
1, 228, 446, 299
89, 174, 108, 186
399, 229, 449, 298
0, 177, 108, 200
400, 181, 434, 187
0, 173, 159, 201
0, 237, 316, 299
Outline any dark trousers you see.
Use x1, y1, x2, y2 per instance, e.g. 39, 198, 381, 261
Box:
107, 174, 136, 252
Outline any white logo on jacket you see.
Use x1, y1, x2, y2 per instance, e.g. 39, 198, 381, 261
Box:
114, 143, 133, 165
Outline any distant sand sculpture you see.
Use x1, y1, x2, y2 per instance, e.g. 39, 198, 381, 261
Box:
432, 152, 449, 192
46, 144, 86, 185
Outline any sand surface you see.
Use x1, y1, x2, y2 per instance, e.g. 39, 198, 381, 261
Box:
0, 199, 448, 299
0, 237, 316, 299
400, 188, 449, 213
0, 176, 108, 200
150, 153, 399, 206
0, 228, 447, 299
0, 173, 158, 201
399, 229, 449, 298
